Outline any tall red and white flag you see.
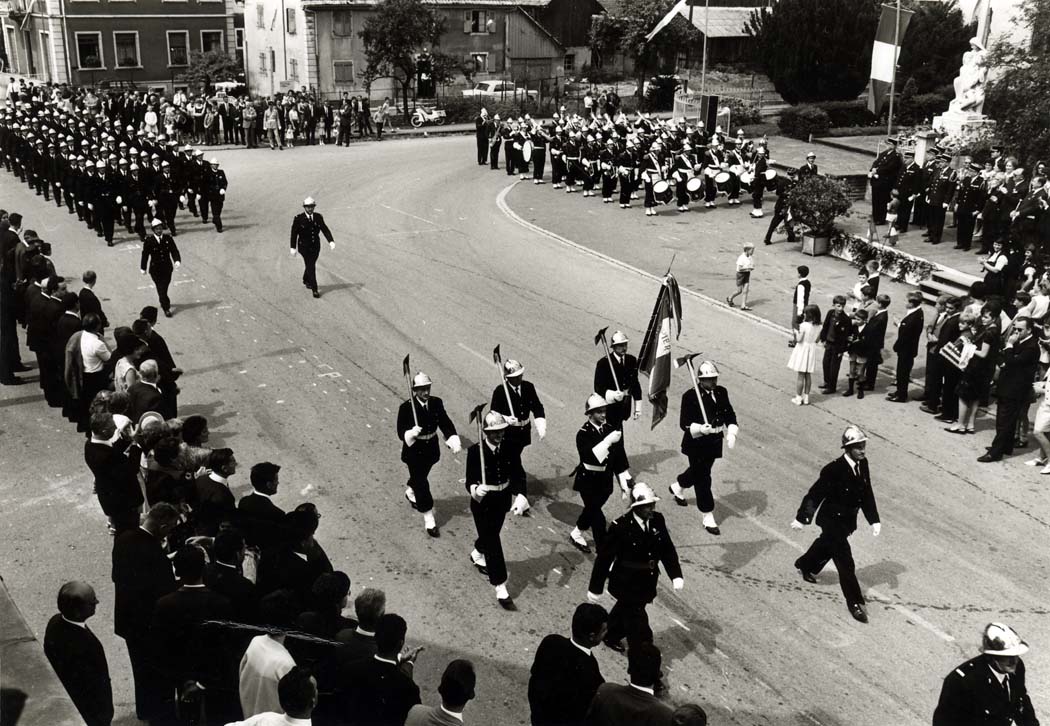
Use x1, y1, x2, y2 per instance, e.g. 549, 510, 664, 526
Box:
868, 3, 915, 116
638, 275, 682, 429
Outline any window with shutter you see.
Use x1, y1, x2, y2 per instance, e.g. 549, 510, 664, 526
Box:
333, 11, 352, 37
256, 4, 265, 28
333, 60, 354, 83
286, 8, 297, 34
463, 11, 472, 33
258, 51, 267, 71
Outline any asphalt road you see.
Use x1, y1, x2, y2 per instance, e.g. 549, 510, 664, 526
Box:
1, 136, 1048, 726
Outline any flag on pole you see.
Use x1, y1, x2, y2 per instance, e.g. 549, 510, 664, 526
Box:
868, 3, 915, 116
637, 275, 683, 429
645, 0, 689, 42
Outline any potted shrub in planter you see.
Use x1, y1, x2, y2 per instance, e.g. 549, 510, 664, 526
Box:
786, 175, 853, 256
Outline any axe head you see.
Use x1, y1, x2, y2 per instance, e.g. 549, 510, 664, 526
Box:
402, 354, 411, 377
594, 326, 608, 346
469, 403, 486, 424
492, 344, 501, 364
674, 353, 700, 369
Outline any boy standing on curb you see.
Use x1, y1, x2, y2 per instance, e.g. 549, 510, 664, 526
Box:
727, 243, 755, 311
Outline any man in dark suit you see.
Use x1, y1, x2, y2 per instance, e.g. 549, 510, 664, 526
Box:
204, 529, 258, 623
405, 660, 476, 726
887, 292, 925, 402
980, 318, 1040, 462
593, 330, 642, 438
868, 137, 902, 225
238, 461, 286, 549
588, 483, 683, 653
585, 643, 672, 726
528, 603, 607, 726
670, 360, 738, 535
922, 297, 963, 417
862, 294, 891, 392
397, 371, 461, 537
792, 426, 881, 623
126, 359, 167, 422
52, 292, 81, 418
933, 622, 1039, 726
489, 357, 546, 512
191, 447, 238, 537
0, 213, 25, 383
894, 151, 922, 234
139, 218, 181, 317
290, 197, 335, 298
796, 151, 818, 178
112, 502, 179, 721
77, 271, 108, 332
256, 509, 332, 606
342, 614, 422, 726
43, 581, 114, 726
134, 307, 181, 418
26, 274, 64, 406
475, 109, 490, 165
85, 412, 145, 531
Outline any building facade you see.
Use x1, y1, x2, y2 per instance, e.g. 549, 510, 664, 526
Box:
0, 0, 237, 90
243, 0, 312, 96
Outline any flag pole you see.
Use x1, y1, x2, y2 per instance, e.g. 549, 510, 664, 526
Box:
595, 328, 621, 392
700, 0, 710, 99
887, 0, 901, 136
492, 345, 514, 413
684, 358, 709, 425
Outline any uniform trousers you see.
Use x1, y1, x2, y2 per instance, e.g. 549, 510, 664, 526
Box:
505, 146, 516, 176
405, 457, 436, 513
151, 268, 174, 313
795, 528, 864, 606
476, 133, 488, 165
200, 194, 211, 224
822, 347, 845, 390
470, 487, 512, 586
158, 200, 178, 236
675, 179, 689, 207
208, 195, 224, 232
131, 205, 147, 240
751, 181, 765, 210
764, 208, 796, 243
894, 353, 915, 400
912, 196, 928, 227
677, 453, 716, 513
643, 179, 656, 208
575, 474, 613, 544
704, 176, 718, 204
602, 174, 618, 199
618, 174, 632, 205
97, 204, 116, 243
489, 139, 501, 169
870, 183, 891, 225
582, 168, 595, 192
299, 246, 319, 292
550, 154, 564, 185
64, 186, 76, 214
895, 196, 913, 232
927, 204, 947, 244
606, 596, 653, 651
0, 289, 19, 378
565, 160, 579, 188
532, 147, 546, 180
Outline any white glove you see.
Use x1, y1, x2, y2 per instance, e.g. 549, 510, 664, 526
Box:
606, 430, 622, 444
591, 430, 621, 463
220, 189, 225, 196
726, 423, 739, 449
174, 262, 180, 270
289, 247, 297, 256
87, 203, 94, 210
587, 591, 603, 603
116, 196, 122, 204
329, 241, 335, 251
672, 577, 684, 591
872, 522, 881, 537
404, 425, 423, 446
469, 484, 485, 502
196, 194, 202, 201
698, 423, 716, 435
511, 493, 530, 516
942, 202, 949, 208
504, 415, 519, 426
534, 417, 546, 440
55, 183, 60, 189
790, 519, 805, 530
689, 422, 702, 437
140, 269, 146, 275
613, 390, 626, 402
446, 434, 462, 454
180, 195, 187, 204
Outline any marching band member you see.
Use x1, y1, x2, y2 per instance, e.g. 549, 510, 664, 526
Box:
488, 114, 502, 170
641, 142, 663, 216
616, 139, 636, 209
702, 139, 722, 208
571, 394, 630, 553
581, 135, 599, 198
600, 139, 618, 203
563, 132, 581, 193
549, 126, 565, 188
396, 371, 462, 538
673, 142, 694, 213
530, 122, 548, 185
750, 146, 769, 218
723, 139, 745, 205
594, 330, 642, 438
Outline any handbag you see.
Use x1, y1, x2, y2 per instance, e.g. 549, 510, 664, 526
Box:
939, 337, 977, 371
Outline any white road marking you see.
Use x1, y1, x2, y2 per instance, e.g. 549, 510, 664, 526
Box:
455, 342, 567, 408
379, 203, 440, 227
670, 617, 691, 631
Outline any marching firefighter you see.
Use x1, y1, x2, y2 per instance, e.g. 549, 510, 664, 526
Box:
569, 393, 631, 553
594, 329, 642, 435
489, 355, 546, 517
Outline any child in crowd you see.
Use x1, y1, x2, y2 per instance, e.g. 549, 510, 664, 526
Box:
727, 243, 755, 310
844, 308, 870, 399
819, 295, 851, 393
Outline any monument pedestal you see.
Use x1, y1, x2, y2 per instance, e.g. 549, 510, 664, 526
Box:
932, 110, 996, 139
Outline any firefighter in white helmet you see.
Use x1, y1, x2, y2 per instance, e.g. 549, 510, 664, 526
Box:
489, 358, 546, 517
670, 360, 738, 536
790, 425, 880, 624
594, 330, 642, 435
568, 393, 631, 553
396, 371, 461, 537
933, 622, 1038, 725
465, 409, 526, 610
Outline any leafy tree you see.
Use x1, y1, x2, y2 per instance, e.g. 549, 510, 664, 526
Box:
897, 1, 975, 95
177, 50, 241, 95
984, 0, 1050, 167
430, 50, 461, 94
359, 0, 446, 116
589, 0, 701, 98
746, 0, 880, 103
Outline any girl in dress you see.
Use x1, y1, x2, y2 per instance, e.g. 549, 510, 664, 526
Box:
1027, 367, 1050, 474
788, 304, 822, 405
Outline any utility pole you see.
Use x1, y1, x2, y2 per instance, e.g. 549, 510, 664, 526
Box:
886, 0, 900, 136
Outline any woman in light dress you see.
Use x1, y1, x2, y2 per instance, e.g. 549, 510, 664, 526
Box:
788, 304, 822, 405
1028, 369, 1050, 475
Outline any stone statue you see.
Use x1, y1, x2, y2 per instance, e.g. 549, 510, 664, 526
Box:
948, 37, 989, 116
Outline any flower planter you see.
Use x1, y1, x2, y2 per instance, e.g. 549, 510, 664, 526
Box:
802, 233, 829, 256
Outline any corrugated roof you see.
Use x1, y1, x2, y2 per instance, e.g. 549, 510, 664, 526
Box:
680, 6, 763, 38
303, 0, 550, 7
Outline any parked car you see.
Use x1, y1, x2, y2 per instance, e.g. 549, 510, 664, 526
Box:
461, 80, 538, 100
93, 79, 141, 92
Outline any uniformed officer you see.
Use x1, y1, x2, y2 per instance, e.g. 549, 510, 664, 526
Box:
791, 425, 881, 624
587, 483, 683, 653
933, 623, 1039, 726
868, 137, 903, 225
894, 150, 922, 234
670, 360, 739, 535
749, 146, 769, 218
140, 219, 181, 317
204, 158, 228, 233
570, 393, 630, 553
289, 196, 335, 298
93, 159, 118, 246
475, 108, 490, 166
954, 163, 986, 251
594, 330, 642, 438
396, 371, 462, 537
489, 358, 546, 516
151, 161, 180, 236
466, 410, 527, 610
925, 153, 958, 245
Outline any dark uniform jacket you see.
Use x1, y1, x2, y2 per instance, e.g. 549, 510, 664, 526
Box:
594, 353, 641, 427
869, 148, 902, 188
396, 396, 457, 465
290, 211, 334, 253
893, 308, 925, 359
679, 385, 736, 459
585, 681, 674, 726
43, 614, 115, 726
528, 633, 604, 726
111, 526, 177, 639
574, 420, 628, 491
490, 379, 545, 447
897, 161, 923, 199
956, 174, 987, 215
795, 455, 879, 536
237, 492, 286, 550
588, 511, 682, 604
465, 439, 526, 496
933, 656, 1039, 726
928, 166, 959, 207
819, 309, 852, 351
140, 233, 180, 274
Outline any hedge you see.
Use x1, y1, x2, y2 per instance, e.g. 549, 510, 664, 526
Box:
778, 105, 830, 140
897, 92, 951, 125
723, 97, 762, 128
813, 100, 877, 128
438, 97, 540, 124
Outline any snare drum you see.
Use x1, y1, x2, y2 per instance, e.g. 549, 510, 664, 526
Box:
739, 171, 755, 185
686, 176, 703, 193
522, 140, 534, 158
653, 180, 673, 204
714, 171, 732, 194
729, 164, 745, 176
764, 169, 778, 182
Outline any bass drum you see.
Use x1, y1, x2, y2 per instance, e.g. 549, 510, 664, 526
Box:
653, 180, 673, 204
522, 140, 534, 159
714, 171, 732, 194
764, 169, 778, 182
738, 171, 755, 186
686, 176, 703, 193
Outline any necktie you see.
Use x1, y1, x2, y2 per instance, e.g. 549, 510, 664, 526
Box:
1003, 675, 1011, 701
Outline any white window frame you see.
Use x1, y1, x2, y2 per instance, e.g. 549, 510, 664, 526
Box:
166, 30, 190, 67
332, 10, 352, 37
200, 29, 224, 54
333, 59, 355, 84
470, 52, 488, 73
563, 52, 575, 74
112, 30, 142, 69
285, 8, 297, 34
4, 27, 19, 73
74, 31, 105, 70
469, 10, 488, 34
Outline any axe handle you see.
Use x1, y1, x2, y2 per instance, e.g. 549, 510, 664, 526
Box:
600, 337, 621, 392
495, 357, 515, 415
405, 374, 419, 427
478, 420, 487, 488
686, 360, 709, 426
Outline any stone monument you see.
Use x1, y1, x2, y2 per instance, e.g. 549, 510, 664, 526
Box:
932, 0, 997, 137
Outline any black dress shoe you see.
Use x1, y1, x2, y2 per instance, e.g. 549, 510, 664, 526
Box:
920, 404, 939, 414
164, 308, 173, 318
603, 638, 626, 653
668, 485, 688, 507
568, 535, 591, 554
471, 558, 488, 576
704, 525, 721, 536
0, 377, 25, 385
498, 596, 517, 611
404, 491, 418, 510
14, 364, 30, 372
312, 290, 321, 298
885, 393, 899, 401
977, 454, 1001, 462
849, 603, 868, 623
797, 568, 818, 584
426, 526, 440, 538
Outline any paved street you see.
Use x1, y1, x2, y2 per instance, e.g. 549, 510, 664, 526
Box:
1, 135, 1048, 726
